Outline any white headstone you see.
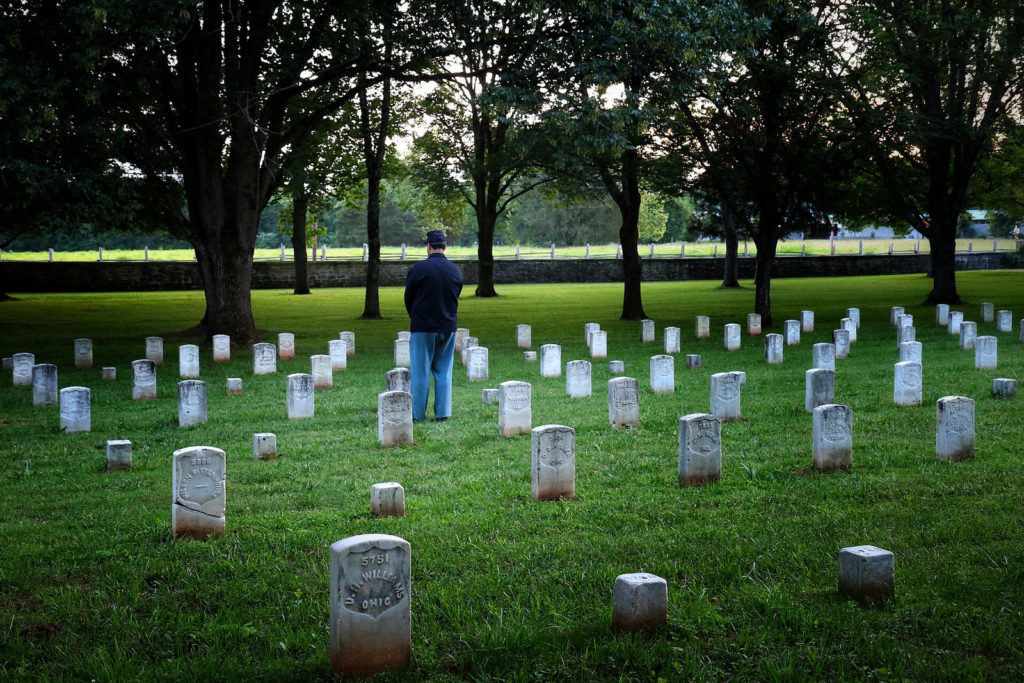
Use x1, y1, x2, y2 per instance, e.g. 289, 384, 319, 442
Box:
812, 343, 836, 371
287, 373, 314, 419
764, 334, 783, 364
980, 302, 994, 323
516, 324, 532, 349
833, 329, 850, 359
847, 307, 860, 328
695, 316, 710, 339
649, 355, 674, 394
609, 360, 625, 374
893, 361, 922, 406
59, 386, 90, 432
812, 403, 852, 471
678, 413, 721, 486
252, 432, 277, 460
897, 325, 916, 347
784, 320, 801, 346
936, 396, 974, 461
523, 351, 537, 362
996, 310, 1012, 333
106, 439, 132, 471
226, 377, 242, 395
482, 388, 498, 404
959, 321, 977, 350
179, 344, 200, 378
685, 354, 702, 369
73, 338, 93, 369
386, 367, 411, 394
975, 336, 997, 370
531, 425, 575, 501
710, 372, 742, 422
277, 333, 295, 360
540, 344, 561, 377
172, 446, 226, 539
747, 313, 761, 336
641, 319, 655, 343
724, 324, 741, 351
454, 328, 469, 352
839, 545, 894, 601
397, 330, 410, 341
212, 334, 231, 362
590, 330, 607, 359
890, 306, 904, 327
935, 304, 949, 326
371, 483, 405, 517
899, 341, 922, 363
612, 573, 667, 633
329, 534, 411, 676
252, 343, 277, 375
584, 322, 600, 347
466, 346, 489, 381
498, 381, 532, 436
394, 339, 410, 367
131, 359, 157, 400
664, 326, 681, 354
311, 354, 333, 390
378, 391, 413, 446
32, 363, 58, 406
805, 369, 835, 413
339, 331, 355, 357
800, 310, 814, 333
840, 317, 857, 343
608, 376, 640, 428
12, 352, 35, 386
102, 366, 116, 380
145, 336, 164, 365
566, 360, 592, 398
897, 313, 913, 329
992, 378, 1016, 399
948, 311, 963, 335
177, 380, 207, 427
329, 339, 347, 370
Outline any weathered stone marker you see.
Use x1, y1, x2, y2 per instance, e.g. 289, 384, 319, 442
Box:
397, 330, 410, 342
893, 361, 922, 406
584, 322, 600, 347
678, 413, 721, 486
695, 316, 710, 339
481, 388, 498, 404
328, 534, 411, 677
252, 432, 277, 460
784, 319, 801, 346
132, 359, 157, 400
177, 380, 208, 427
608, 377, 640, 428
801, 310, 814, 333
612, 573, 667, 633
329, 339, 347, 370
454, 327, 469, 352
959, 321, 977, 350
212, 334, 231, 362
172, 445, 226, 539
540, 344, 561, 377
179, 344, 200, 378
278, 332, 296, 360
897, 325, 916, 347
936, 396, 974, 461
498, 381, 532, 436
649, 355, 674, 394
847, 307, 860, 328
378, 391, 413, 446
747, 313, 761, 336
897, 313, 913, 329
12, 352, 34, 386
252, 342, 277, 375
764, 334, 783, 364
899, 341, 922, 363
641, 319, 655, 343
609, 360, 625, 374
664, 326, 681, 353
975, 336, 997, 370
371, 483, 406, 517
287, 373, 315, 419
466, 346, 489, 381
813, 404, 852, 471
839, 545, 894, 602
890, 306, 904, 327
339, 331, 356, 357
685, 354, 702, 369
840, 317, 857, 343
936, 304, 949, 326
517, 324, 532, 349
386, 367, 411, 394
523, 350, 537, 362
590, 330, 608, 359
311, 354, 333, 390
980, 302, 994, 323
59, 386, 90, 432
32, 363, 58, 406
145, 336, 164, 365
996, 310, 1012, 333
992, 378, 1017, 399
948, 311, 963, 335
724, 323, 741, 351
106, 439, 132, 471
226, 378, 242, 395
531, 425, 576, 501
566, 360, 592, 398
102, 366, 116, 381
805, 369, 835, 413
394, 338, 411, 367
833, 329, 851, 358
710, 372, 743, 422
813, 343, 836, 371
74, 338, 93, 369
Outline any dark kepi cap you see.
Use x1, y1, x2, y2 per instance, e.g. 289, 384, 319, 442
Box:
426, 229, 446, 246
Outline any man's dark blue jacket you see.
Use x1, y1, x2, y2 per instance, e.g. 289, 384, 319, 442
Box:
404, 252, 463, 333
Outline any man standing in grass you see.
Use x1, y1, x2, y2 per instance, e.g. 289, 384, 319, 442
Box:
404, 230, 463, 421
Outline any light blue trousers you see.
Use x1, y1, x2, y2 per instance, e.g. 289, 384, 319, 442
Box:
409, 331, 455, 421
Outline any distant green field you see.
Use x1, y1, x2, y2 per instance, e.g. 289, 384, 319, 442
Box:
1, 273, 1022, 680
2, 238, 1017, 262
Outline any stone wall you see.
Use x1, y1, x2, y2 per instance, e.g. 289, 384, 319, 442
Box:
0, 252, 1008, 293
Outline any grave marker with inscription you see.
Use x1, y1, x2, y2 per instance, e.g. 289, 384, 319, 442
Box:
747, 313, 761, 336
454, 328, 469, 352
584, 323, 600, 348
179, 344, 200, 378
678, 413, 721, 486
890, 306, 904, 327
498, 381, 532, 436
641, 319, 655, 343
459, 337, 479, 366
386, 367, 411, 394
12, 352, 34, 386
980, 302, 994, 323
948, 311, 963, 335
32, 364, 58, 406
784, 320, 801, 346
724, 323, 741, 351
145, 336, 164, 365
801, 310, 814, 333
608, 377, 640, 428
212, 334, 231, 362
959, 321, 977, 350
936, 396, 974, 461
177, 380, 207, 427
517, 324, 532, 349
278, 333, 296, 360
847, 308, 860, 328
102, 366, 116, 381
566, 360, 592, 398
813, 343, 836, 371
339, 331, 356, 357
813, 404, 852, 471
609, 360, 625, 374
590, 330, 608, 359
841, 317, 857, 343
936, 304, 949, 326
329, 339, 348, 370
975, 336, 997, 370
287, 373, 315, 419
695, 316, 710, 339
899, 341, 922, 363
531, 425, 576, 501
894, 361, 922, 406
710, 372, 743, 422
466, 346, 489, 381
805, 369, 835, 413
131, 359, 157, 400
74, 338, 93, 369
540, 344, 561, 377
311, 354, 333, 390
378, 391, 413, 446
59, 386, 90, 432
252, 343, 277, 375
996, 310, 1012, 333
649, 355, 674, 394
172, 445, 226, 539
394, 339, 411, 368
833, 329, 851, 358
764, 334, 783, 364
664, 326, 681, 353
897, 325, 916, 347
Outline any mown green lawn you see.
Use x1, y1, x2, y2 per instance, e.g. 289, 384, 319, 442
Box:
1, 272, 1022, 680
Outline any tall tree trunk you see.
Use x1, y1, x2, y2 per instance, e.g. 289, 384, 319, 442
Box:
475, 206, 498, 297
924, 216, 961, 304
362, 171, 383, 318
194, 239, 258, 344
720, 199, 740, 288
291, 193, 310, 295
618, 150, 647, 320
753, 234, 777, 326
